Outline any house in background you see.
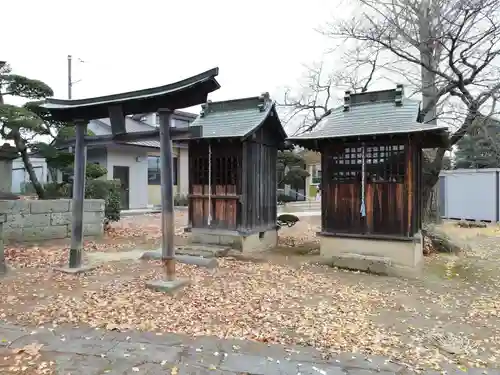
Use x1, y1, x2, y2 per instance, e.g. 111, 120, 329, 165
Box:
79, 111, 194, 210
9, 111, 195, 207
130, 110, 195, 207
11, 157, 49, 194
0, 144, 20, 194
301, 150, 321, 198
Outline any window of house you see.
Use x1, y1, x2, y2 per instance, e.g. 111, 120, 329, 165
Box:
173, 119, 190, 128
148, 156, 178, 185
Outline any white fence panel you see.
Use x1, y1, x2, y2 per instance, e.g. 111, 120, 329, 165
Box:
440, 169, 498, 222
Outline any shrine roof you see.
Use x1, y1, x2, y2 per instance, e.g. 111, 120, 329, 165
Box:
190, 93, 287, 139
38, 68, 220, 122
288, 86, 448, 143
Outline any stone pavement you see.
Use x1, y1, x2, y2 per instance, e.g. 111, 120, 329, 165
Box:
0, 323, 497, 375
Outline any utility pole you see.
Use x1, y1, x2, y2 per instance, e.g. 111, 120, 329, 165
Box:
67, 55, 72, 99
67, 55, 84, 99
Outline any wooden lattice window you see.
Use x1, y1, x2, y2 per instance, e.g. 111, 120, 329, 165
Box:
214, 156, 239, 186
366, 145, 405, 183
191, 155, 239, 186
192, 157, 209, 185
331, 147, 363, 182
330, 145, 406, 183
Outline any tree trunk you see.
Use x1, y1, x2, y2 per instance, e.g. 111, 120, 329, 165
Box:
422, 172, 440, 223
418, 7, 443, 222
12, 131, 45, 199
422, 147, 446, 223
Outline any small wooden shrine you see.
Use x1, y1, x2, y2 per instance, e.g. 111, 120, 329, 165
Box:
288, 85, 449, 271
187, 93, 287, 252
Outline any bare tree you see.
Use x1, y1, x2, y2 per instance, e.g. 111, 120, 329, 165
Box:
279, 47, 385, 135
319, 0, 500, 212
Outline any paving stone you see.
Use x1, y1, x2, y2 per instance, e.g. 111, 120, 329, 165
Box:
184, 335, 226, 352
219, 352, 298, 374
54, 353, 112, 375
107, 341, 183, 363
434, 366, 498, 375
108, 330, 187, 346
0, 322, 24, 330
216, 337, 292, 359
146, 279, 190, 293
176, 363, 237, 375
298, 362, 350, 375
120, 362, 170, 375
50, 325, 109, 340
7, 331, 59, 350
54, 337, 117, 355
181, 346, 226, 369
0, 328, 27, 347
344, 369, 395, 375
328, 353, 404, 373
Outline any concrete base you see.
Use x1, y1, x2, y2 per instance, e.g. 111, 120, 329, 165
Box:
53, 265, 96, 274
145, 279, 189, 293
140, 251, 218, 269
329, 253, 392, 275
320, 232, 423, 275
189, 228, 278, 253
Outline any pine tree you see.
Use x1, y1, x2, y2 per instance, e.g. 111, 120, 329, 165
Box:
0, 62, 56, 198
455, 118, 500, 169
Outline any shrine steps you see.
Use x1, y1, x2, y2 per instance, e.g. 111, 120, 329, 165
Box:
188, 228, 278, 253
175, 244, 231, 258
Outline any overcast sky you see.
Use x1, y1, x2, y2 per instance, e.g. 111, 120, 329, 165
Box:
3, 0, 337, 113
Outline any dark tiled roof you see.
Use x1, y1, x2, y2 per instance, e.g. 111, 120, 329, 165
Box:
190, 93, 286, 138
289, 87, 447, 140
37, 68, 220, 122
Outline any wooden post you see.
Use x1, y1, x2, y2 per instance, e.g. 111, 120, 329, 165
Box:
158, 109, 175, 280
0, 215, 6, 275
69, 121, 87, 268
241, 142, 248, 231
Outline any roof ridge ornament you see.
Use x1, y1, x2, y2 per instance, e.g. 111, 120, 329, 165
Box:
258, 92, 270, 112
200, 100, 212, 118
343, 90, 351, 112
395, 84, 404, 106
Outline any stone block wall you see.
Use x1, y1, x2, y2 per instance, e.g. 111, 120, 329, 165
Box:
0, 199, 105, 242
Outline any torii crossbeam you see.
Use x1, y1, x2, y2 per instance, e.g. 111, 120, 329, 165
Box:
39, 68, 220, 290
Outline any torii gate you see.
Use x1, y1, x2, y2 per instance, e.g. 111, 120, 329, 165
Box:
39, 68, 220, 291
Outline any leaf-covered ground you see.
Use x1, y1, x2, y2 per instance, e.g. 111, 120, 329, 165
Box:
1, 213, 499, 371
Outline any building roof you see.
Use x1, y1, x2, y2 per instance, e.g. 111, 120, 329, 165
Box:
0, 144, 18, 160
38, 68, 220, 122
190, 93, 287, 139
130, 110, 197, 122
288, 86, 448, 141
91, 118, 161, 149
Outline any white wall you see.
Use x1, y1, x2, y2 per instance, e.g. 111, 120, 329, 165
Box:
440, 168, 499, 222
11, 157, 49, 193
178, 147, 189, 196
106, 146, 150, 209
